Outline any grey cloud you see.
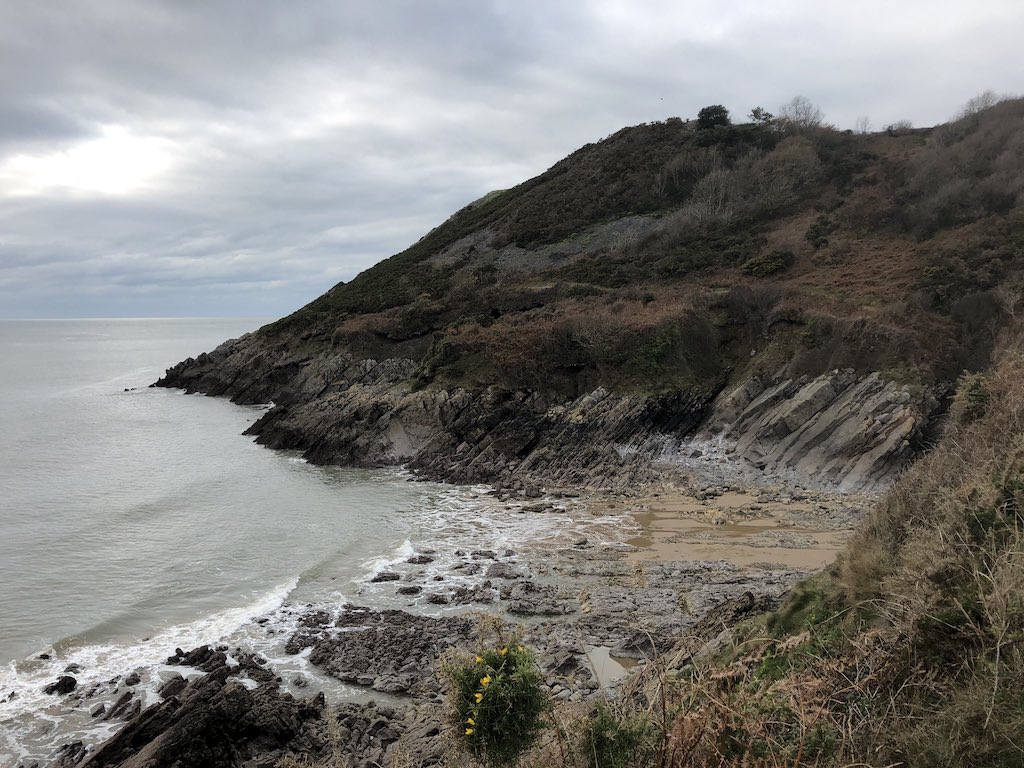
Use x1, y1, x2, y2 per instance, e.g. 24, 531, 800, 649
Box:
0, 0, 1021, 317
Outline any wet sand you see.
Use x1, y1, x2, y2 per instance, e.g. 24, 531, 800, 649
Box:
609, 487, 868, 570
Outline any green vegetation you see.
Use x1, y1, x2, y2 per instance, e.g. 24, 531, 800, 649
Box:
575, 702, 658, 768
443, 641, 548, 767
696, 104, 731, 129
741, 249, 794, 277
253, 96, 1024, 406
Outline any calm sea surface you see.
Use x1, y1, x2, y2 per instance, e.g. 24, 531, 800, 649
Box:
0, 318, 623, 763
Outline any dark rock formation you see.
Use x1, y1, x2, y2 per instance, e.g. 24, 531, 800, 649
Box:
43, 676, 77, 696
78, 664, 324, 768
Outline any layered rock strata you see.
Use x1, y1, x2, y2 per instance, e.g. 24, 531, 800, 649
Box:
698, 369, 939, 492
157, 334, 938, 493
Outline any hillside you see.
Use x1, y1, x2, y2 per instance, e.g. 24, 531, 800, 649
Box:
156, 97, 1024, 492
589, 336, 1024, 767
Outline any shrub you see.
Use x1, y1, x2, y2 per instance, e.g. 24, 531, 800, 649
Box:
577, 702, 657, 768
741, 249, 795, 277
804, 215, 835, 249
951, 371, 990, 424
444, 642, 548, 766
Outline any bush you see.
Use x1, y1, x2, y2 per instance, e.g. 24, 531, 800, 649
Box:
577, 702, 657, 768
444, 642, 548, 766
951, 371, 990, 423
805, 215, 835, 249
741, 249, 795, 277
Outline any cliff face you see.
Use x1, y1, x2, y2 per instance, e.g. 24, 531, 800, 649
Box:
699, 370, 937, 491
159, 334, 938, 493
157, 99, 1024, 492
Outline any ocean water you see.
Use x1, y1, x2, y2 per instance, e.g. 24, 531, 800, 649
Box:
0, 318, 627, 764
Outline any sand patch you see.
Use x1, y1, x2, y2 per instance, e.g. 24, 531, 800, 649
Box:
619, 487, 866, 570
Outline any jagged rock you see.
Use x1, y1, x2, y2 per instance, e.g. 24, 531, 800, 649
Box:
44, 676, 77, 695
49, 741, 87, 768
485, 562, 522, 579
165, 645, 228, 672
156, 342, 713, 491
370, 571, 401, 583
102, 691, 138, 721
506, 581, 576, 616
450, 582, 497, 605
157, 674, 187, 700
700, 370, 939, 491
304, 607, 474, 696
123, 671, 141, 687
78, 665, 325, 768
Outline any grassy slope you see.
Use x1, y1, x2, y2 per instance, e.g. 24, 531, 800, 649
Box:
254, 99, 1023, 400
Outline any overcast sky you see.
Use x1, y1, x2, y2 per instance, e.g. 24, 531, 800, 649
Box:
0, 0, 1020, 318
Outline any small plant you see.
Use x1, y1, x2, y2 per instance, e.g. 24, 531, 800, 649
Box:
444, 641, 548, 767
804, 215, 835, 250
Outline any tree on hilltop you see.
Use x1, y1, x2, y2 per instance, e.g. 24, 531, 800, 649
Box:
697, 105, 731, 129
778, 95, 824, 129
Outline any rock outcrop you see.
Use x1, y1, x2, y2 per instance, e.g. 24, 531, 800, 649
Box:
697, 370, 941, 492
158, 338, 938, 493
158, 340, 715, 492
77, 665, 324, 768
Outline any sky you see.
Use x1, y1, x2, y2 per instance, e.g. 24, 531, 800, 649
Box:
0, 1, 1020, 319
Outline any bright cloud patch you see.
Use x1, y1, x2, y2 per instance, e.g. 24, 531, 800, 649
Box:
0, 126, 176, 197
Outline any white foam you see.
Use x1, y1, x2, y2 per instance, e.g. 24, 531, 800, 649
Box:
360, 539, 414, 581
0, 578, 298, 763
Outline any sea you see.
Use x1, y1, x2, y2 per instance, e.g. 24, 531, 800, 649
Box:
0, 318, 629, 765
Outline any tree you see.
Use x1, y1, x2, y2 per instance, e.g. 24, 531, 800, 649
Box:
957, 90, 1000, 120
749, 106, 773, 125
697, 104, 731, 129
778, 95, 824, 129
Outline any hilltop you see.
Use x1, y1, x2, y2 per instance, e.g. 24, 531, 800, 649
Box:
157, 96, 1024, 492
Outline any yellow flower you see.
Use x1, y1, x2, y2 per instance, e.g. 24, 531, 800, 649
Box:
498, 647, 508, 656
465, 727, 474, 736
475, 655, 484, 664
517, 645, 524, 651
480, 675, 492, 687
474, 692, 484, 703
467, 717, 476, 725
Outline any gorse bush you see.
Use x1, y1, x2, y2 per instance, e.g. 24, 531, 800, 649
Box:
444, 641, 548, 767
741, 249, 794, 278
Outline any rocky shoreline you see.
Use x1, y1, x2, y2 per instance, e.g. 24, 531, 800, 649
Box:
25, 478, 867, 768
154, 334, 939, 495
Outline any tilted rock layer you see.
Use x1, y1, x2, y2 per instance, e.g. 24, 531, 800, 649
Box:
157, 331, 938, 493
